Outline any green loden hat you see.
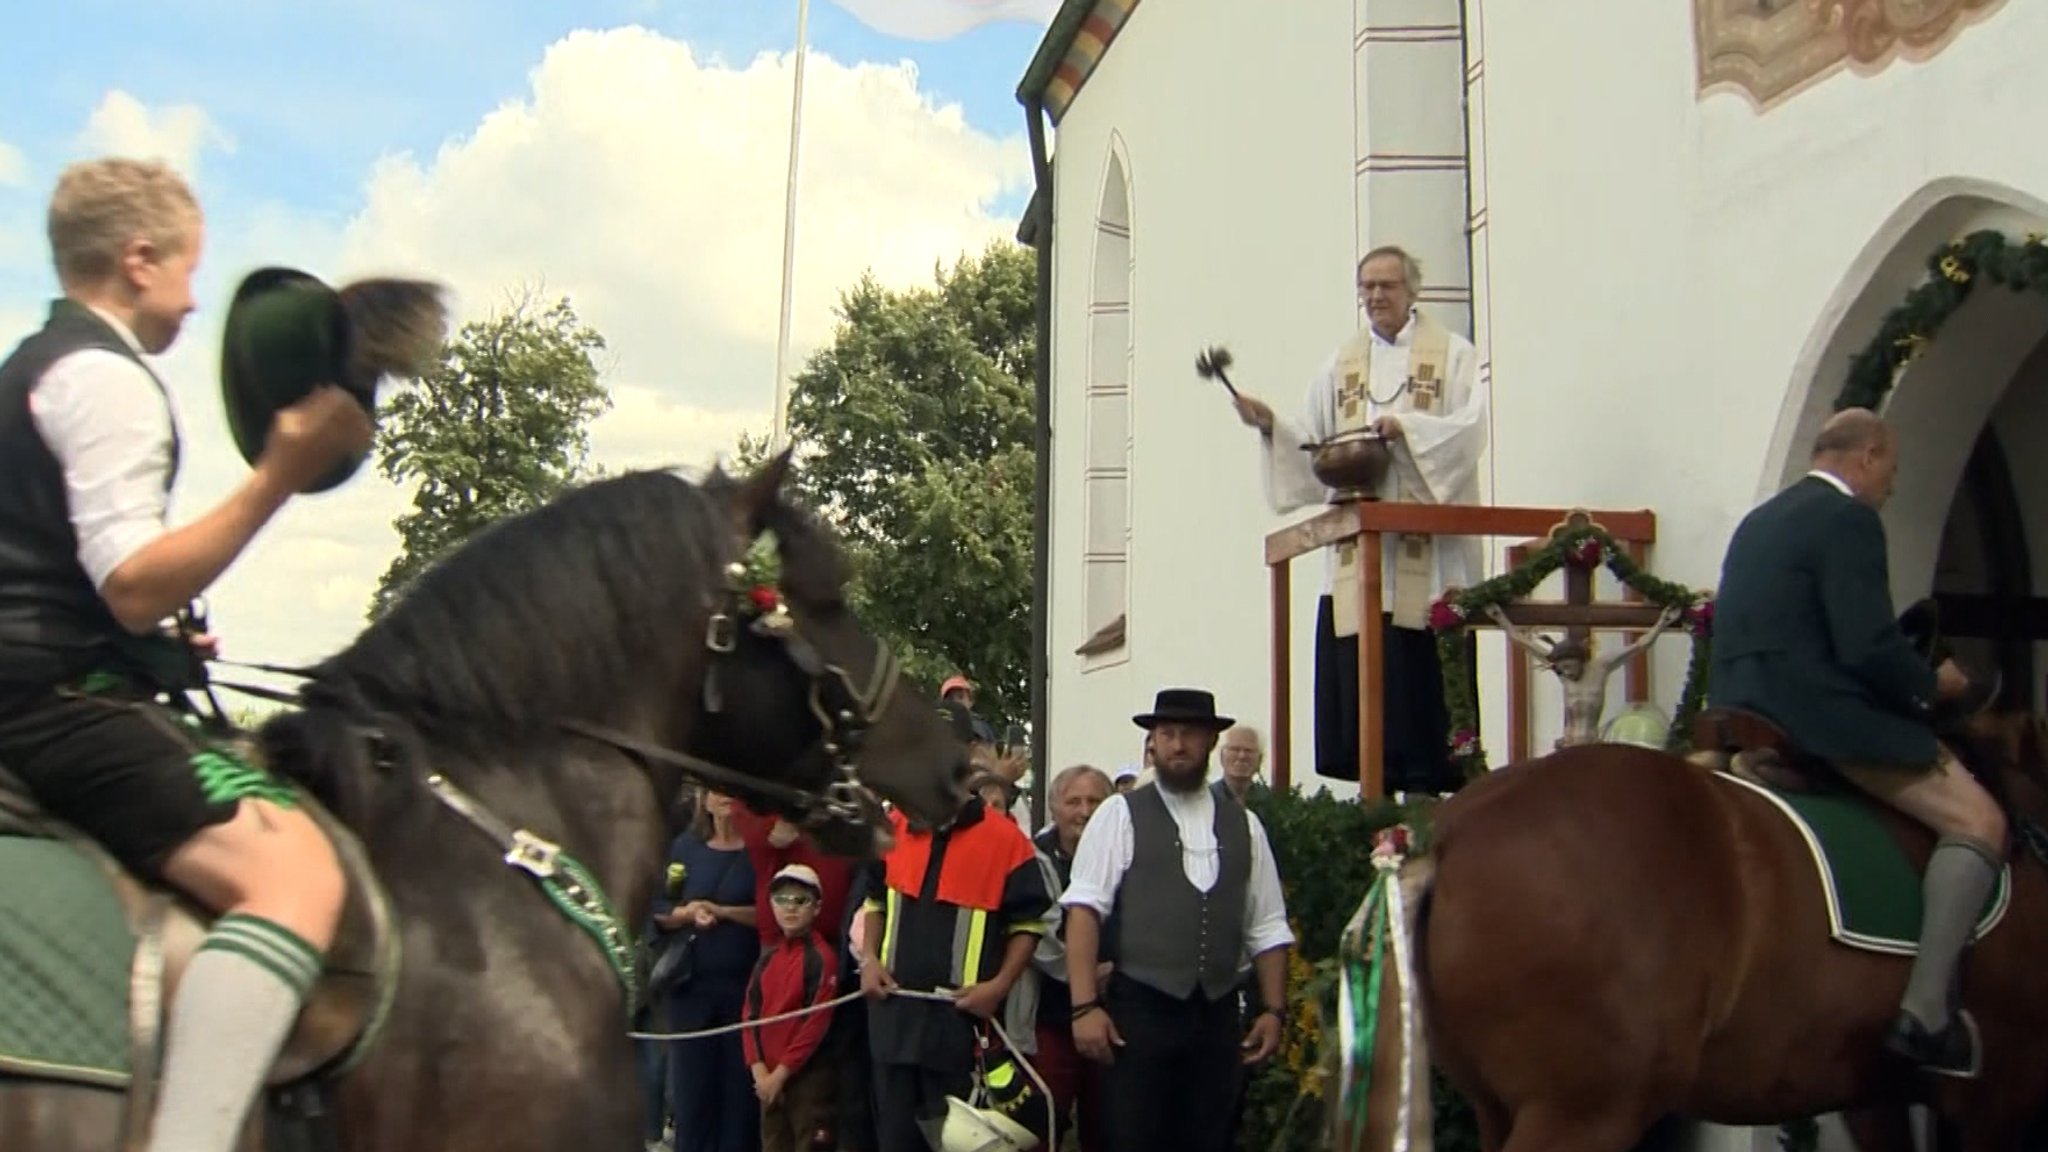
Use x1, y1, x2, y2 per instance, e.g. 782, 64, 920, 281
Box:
220, 265, 449, 494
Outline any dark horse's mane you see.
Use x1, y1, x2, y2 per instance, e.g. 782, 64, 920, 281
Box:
261, 464, 850, 816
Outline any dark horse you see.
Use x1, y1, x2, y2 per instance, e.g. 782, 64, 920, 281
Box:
0, 450, 973, 1152
1334, 704, 2048, 1152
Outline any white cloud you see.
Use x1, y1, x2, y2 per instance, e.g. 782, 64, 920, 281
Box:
335, 27, 1030, 412
3, 28, 1031, 677
73, 90, 234, 181
0, 138, 25, 187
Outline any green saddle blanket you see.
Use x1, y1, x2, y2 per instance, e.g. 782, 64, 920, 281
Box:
0, 833, 137, 1088
1718, 773, 2011, 955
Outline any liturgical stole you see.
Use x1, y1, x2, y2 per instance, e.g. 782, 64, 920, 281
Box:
1329, 312, 1451, 636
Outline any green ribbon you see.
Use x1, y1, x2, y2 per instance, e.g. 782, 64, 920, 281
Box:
535, 852, 642, 1011
1337, 870, 1392, 1151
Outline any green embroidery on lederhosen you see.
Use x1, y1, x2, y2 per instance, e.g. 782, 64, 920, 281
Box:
189, 749, 298, 809
76, 670, 127, 696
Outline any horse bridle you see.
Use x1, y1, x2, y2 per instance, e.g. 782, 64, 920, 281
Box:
560, 559, 903, 834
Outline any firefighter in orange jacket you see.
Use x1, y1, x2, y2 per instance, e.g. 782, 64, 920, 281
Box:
856, 699, 1050, 1152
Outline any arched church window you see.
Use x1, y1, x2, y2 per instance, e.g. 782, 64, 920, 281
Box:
1078, 141, 1133, 661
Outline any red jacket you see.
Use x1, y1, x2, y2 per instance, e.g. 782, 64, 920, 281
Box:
734, 804, 854, 948
742, 930, 839, 1074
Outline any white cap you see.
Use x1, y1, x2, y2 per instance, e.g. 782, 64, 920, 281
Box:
1112, 763, 1141, 782
771, 863, 823, 894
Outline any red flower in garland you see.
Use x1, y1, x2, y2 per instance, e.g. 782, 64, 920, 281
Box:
1427, 598, 1465, 633
1565, 536, 1604, 570
1685, 598, 1714, 636
747, 585, 781, 614
1449, 729, 1481, 758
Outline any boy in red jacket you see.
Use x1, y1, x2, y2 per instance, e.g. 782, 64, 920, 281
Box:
745, 863, 840, 1152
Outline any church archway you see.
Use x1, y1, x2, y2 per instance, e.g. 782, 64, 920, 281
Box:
1765, 182, 2048, 715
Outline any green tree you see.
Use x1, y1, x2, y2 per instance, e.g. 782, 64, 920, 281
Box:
774, 241, 1035, 725
370, 290, 612, 616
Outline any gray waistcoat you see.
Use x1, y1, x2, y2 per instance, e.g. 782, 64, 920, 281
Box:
1107, 782, 1252, 1001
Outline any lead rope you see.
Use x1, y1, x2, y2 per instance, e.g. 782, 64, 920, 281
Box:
631, 987, 1057, 1152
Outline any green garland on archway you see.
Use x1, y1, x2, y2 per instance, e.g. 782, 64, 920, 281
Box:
1836, 229, 2048, 412
1426, 523, 1714, 776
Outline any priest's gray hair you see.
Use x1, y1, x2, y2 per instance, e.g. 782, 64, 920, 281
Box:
1359, 244, 1423, 293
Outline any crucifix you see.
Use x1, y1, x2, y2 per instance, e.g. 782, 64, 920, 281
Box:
1485, 602, 1683, 747
1455, 513, 1685, 750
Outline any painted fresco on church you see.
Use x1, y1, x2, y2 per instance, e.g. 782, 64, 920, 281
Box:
1694, 0, 2004, 108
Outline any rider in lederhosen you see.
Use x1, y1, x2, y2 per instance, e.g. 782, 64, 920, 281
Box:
0, 156, 440, 1151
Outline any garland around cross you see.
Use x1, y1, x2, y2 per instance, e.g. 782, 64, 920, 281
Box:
1425, 522, 1714, 776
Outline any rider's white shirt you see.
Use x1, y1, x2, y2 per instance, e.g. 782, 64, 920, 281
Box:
1805, 468, 1854, 499
26, 308, 175, 590
1059, 782, 1297, 963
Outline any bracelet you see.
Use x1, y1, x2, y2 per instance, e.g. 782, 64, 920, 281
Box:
1259, 1005, 1285, 1020
1070, 1000, 1104, 1020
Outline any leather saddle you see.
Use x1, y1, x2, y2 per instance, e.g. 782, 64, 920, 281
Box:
0, 757, 398, 1149
1689, 707, 1836, 793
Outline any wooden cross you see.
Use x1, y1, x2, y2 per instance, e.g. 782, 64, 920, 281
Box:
1459, 513, 1676, 754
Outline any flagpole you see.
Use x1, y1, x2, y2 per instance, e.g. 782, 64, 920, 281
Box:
769, 0, 811, 453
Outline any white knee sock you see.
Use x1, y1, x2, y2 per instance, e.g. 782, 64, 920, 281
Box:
146, 913, 323, 1152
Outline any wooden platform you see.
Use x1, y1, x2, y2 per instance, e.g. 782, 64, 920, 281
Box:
1264, 502, 1662, 797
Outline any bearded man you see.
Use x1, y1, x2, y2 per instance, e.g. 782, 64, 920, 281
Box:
1058, 689, 1294, 1152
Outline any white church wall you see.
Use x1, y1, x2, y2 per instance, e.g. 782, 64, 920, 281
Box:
1474, 0, 2048, 727
1043, 0, 1366, 784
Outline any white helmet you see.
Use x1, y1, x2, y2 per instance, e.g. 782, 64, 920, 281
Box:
920, 1096, 1039, 1152
1601, 703, 1671, 750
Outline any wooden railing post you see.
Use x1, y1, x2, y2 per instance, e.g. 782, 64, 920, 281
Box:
1270, 559, 1292, 792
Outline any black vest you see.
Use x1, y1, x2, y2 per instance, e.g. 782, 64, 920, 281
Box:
0, 300, 179, 685
1107, 782, 1253, 1001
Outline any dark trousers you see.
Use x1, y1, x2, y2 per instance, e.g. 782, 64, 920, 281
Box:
826, 1000, 878, 1152
762, 1060, 839, 1152
667, 980, 760, 1152
1100, 976, 1245, 1152
1031, 1020, 1107, 1152
636, 1001, 673, 1141
872, 1061, 973, 1152
1313, 597, 1477, 794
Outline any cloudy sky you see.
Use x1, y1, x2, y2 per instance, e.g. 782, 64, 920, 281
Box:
0, 0, 1049, 684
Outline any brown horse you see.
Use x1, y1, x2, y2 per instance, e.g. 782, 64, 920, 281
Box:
1333, 708, 2048, 1152
0, 452, 972, 1152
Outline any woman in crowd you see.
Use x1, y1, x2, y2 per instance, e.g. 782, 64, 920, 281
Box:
650, 791, 760, 1152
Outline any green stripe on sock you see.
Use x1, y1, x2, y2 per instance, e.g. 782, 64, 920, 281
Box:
211, 916, 323, 987
205, 915, 324, 995
208, 914, 323, 988
199, 937, 316, 997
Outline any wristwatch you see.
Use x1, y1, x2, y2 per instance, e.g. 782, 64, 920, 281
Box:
1258, 1004, 1285, 1021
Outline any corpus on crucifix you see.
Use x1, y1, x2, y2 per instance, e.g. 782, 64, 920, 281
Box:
1484, 603, 1684, 748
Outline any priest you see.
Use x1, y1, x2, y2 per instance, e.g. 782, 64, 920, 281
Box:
1232, 245, 1489, 794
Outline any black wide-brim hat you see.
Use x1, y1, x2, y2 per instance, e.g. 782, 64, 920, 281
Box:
1133, 688, 1235, 732
220, 266, 449, 494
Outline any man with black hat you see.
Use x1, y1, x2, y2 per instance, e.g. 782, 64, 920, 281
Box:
0, 156, 442, 1152
1059, 688, 1295, 1152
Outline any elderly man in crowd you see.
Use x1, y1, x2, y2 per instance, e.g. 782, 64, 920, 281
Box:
1016, 763, 1113, 1152
1211, 725, 1268, 805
